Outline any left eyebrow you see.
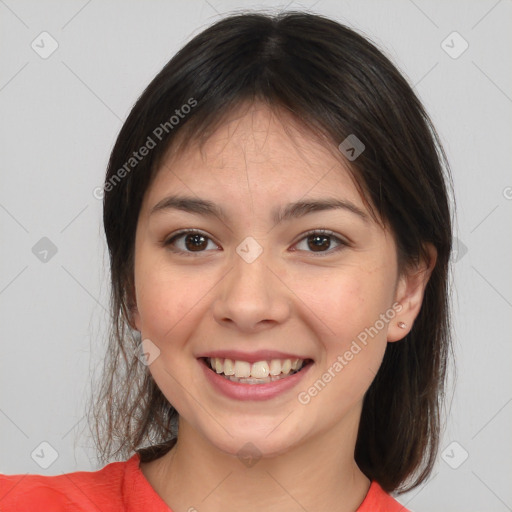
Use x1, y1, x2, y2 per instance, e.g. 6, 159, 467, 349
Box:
149, 195, 369, 224
272, 198, 369, 225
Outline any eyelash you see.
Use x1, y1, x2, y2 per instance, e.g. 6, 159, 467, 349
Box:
162, 229, 348, 257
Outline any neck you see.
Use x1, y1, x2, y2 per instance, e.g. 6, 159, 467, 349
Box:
141, 405, 371, 512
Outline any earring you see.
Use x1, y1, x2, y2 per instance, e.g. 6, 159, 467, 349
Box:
397, 321, 407, 329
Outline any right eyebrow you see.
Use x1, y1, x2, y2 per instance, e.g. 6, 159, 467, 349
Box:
150, 195, 225, 220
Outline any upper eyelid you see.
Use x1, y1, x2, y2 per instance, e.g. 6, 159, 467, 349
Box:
166, 228, 219, 243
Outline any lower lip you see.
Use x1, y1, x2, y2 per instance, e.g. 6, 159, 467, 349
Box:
199, 358, 313, 401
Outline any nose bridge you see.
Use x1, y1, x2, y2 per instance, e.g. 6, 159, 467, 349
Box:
213, 244, 290, 330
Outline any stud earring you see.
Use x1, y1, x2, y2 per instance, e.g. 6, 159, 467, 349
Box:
397, 321, 407, 329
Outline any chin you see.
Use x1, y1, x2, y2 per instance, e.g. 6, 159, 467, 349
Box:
204, 427, 304, 461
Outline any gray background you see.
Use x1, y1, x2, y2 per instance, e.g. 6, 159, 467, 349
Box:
1, 1, 511, 511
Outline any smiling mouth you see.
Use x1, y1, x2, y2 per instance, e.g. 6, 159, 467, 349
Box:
200, 357, 314, 384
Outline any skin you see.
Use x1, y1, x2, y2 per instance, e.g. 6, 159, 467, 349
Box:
131, 103, 435, 512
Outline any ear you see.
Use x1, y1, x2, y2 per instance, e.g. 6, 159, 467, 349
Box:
387, 243, 437, 342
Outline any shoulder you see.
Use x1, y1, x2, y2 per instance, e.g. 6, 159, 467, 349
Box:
0, 455, 136, 512
357, 481, 410, 512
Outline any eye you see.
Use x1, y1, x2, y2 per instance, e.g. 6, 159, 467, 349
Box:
164, 230, 220, 255
292, 229, 347, 255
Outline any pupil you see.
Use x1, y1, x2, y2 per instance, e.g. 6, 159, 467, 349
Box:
308, 235, 330, 252
185, 234, 208, 251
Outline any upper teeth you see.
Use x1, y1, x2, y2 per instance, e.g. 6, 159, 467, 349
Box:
208, 357, 305, 378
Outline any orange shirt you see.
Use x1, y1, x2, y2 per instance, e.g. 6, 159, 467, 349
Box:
0, 452, 409, 511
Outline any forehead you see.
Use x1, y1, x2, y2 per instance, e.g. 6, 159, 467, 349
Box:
143, 104, 365, 213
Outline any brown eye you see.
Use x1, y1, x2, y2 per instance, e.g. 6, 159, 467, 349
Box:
165, 230, 219, 255
307, 234, 332, 252
184, 233, 208, 251
293, 230, 347, 255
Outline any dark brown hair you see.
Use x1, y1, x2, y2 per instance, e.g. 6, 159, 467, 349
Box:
86, 11, 453, 494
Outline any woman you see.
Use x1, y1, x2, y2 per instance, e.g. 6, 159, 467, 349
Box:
0, 11, 452, 511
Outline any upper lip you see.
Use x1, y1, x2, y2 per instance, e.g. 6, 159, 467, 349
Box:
196, 350, 313, 364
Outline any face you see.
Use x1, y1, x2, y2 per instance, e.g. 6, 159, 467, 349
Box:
131, 103, 408, 458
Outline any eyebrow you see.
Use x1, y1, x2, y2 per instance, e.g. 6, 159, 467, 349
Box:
150, 195, 369, 224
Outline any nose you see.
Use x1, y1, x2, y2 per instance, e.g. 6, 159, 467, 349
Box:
212, 250, 292, 333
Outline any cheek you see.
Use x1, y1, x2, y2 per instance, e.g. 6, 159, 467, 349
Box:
297, 264, 394, 339
293, 263, 394, 389
133, 255, 213, 411
306, 285, 391, 408
134, 252, 209, 344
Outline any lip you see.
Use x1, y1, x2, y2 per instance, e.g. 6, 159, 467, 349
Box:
198, 357, 314, 401
196, 350, 312, 364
